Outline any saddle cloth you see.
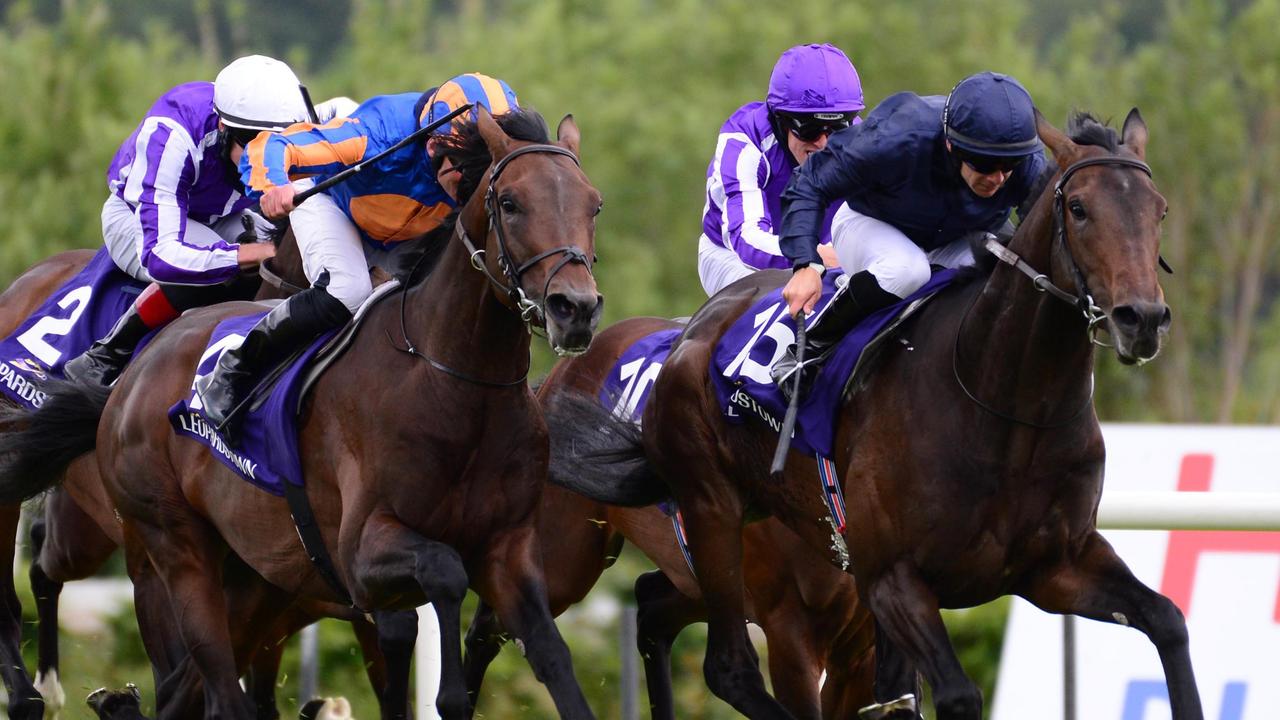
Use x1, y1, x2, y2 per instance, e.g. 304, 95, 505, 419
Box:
709, 268, 958, 458
167, 280, 401, 495
0, 248, 147, 410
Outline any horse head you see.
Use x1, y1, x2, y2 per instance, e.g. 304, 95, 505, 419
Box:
457, 107, 604, 356
1036, 109, 1171, 364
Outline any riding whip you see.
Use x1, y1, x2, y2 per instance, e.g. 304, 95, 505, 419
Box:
770, 310, 807, 479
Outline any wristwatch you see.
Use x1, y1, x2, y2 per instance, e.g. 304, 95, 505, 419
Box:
793, 261, 826, 277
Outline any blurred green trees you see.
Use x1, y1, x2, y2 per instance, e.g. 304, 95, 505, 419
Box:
3, 0, 1279, 717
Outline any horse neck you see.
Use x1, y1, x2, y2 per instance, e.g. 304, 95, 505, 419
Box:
958, 193, 1095, 423
407, 227, 533, 376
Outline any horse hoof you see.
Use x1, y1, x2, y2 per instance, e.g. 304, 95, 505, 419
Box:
858, 693, 919, 720
299, 697, 353, 720
85, 683, 141, 718
34, 668, 67, 715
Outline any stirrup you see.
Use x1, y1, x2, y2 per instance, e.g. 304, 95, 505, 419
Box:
858, 693, 919, 719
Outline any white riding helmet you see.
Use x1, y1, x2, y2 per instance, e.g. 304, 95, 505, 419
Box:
213, 55, 309, 132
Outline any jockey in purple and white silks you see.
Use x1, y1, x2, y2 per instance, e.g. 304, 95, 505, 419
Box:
773, 72, 1049, 399
63, 55, 317, 389
698, 43, 864, 296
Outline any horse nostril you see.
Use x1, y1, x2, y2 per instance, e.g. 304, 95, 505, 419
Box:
1111, 305, 1141, 330
1159, 305, 1172, 331
546, 294, 576, 322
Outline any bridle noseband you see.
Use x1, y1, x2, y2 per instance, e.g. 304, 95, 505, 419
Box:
455, 143, 594, 330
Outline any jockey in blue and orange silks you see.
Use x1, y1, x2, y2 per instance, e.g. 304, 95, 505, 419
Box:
196, 73, 519, 437
62, 55, 355, 388
697, 44, 865, 296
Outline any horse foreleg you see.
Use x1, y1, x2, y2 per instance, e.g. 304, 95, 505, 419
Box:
476, 526, 594, 720
1022, 531, 1204, 720
759, 611, 823, 720
127, 517, 254, 720
632, 570, 704, 720
462, 601, 506, 716
863, 563, 980, 720
0, 503, 43, 720
350, 516, 468, 720
372, 609, 418, 720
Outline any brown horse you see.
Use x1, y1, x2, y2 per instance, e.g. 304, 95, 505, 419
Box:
0, 249, 96, 718
464, 317, 876, 720
544, 110, 1202, 720
19, 223, 416, 719
0, 106, 603, 719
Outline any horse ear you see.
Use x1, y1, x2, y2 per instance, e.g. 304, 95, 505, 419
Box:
1035, 107, 1077, 165
1121, 107, 1148, 160
557, 114, 581, 157
476, 105, 511, 159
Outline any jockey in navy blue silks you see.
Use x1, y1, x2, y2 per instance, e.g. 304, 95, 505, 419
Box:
772, 71, 1047, 399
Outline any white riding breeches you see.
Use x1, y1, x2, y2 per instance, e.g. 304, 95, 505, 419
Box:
289, 180, 371, 314
697, 235, 758, 297
830, 204, 974, 298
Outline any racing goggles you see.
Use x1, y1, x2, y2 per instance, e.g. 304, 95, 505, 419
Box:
952, 147, 1027, 175
777, 111, 856, 142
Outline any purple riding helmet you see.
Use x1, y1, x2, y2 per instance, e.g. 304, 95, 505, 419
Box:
767, 43, 864, 113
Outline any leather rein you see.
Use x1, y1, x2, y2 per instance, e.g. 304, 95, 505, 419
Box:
389, 143, 593, 387
952, 153, 1156, 428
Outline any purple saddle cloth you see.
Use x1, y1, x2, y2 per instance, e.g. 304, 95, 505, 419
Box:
168, 311, 338, 496
709, 269, 958, 458
0, 248, 147, 410
598, 327, 683, 422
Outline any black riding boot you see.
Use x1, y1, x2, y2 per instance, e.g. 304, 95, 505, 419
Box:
771, 270, 901, 403
61, 304, 152, 387
198, 278, 351, 442
63, 282, 241, 389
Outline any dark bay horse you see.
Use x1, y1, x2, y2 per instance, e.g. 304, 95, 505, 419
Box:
0, 106, 603, 719
546, 110, 1202, 720
0, 234, 397, 717
464, 317, 875, 720
0, 249, 95, 718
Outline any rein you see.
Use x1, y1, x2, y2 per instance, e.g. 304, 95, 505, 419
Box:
952, 153, 1153, 428
388, 143, 590, 387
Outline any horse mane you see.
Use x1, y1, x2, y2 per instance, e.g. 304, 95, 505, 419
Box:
1066, 110, 1120, 151
402, 108, 554, 285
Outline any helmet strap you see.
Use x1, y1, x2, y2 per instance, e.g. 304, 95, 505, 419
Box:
217, 129, 247, 194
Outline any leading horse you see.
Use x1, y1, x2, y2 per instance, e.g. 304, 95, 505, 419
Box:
0, 106, 604, 719
547, 110, 1201, 719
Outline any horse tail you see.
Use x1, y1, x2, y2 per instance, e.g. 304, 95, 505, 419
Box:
545, 391, 667, 507
0, 381, 109, 503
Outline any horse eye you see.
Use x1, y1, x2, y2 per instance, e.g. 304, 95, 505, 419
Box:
593, 202, 604, 217
499, 196, 519, 213
1069, 200, 1087, 220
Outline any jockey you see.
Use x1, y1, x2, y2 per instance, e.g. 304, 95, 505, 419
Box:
64, 55, 315, 388
698, 43, 864, 296
196, 73, 519, 438
773, 71, 1047, 398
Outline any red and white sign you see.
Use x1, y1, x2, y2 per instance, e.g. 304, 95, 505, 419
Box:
992, 424, 1280, 720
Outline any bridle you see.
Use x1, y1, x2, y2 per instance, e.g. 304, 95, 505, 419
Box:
455, 143, 594, 331
388, 142, 595, 387
953, 153, 1157, 428
983, 154, 1155, 348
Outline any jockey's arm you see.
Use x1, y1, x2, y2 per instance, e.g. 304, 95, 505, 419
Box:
239, 118, 371, 217
779, 138, 867, 272
715, 138, 788, 270
125, 129, 239, 285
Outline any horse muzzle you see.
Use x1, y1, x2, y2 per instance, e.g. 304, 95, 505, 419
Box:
545, 290, 604, 356
1108, 300, 1171, 364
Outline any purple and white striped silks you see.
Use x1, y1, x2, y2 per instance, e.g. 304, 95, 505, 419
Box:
107, 82, 250, 285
